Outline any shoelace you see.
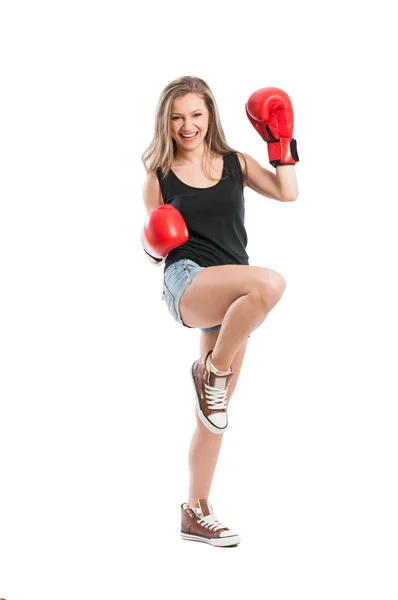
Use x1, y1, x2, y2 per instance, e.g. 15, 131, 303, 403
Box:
197, 513, 225, 532
204, 381, 228, 410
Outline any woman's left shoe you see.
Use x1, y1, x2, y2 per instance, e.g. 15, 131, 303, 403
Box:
191, 350, 234, 435
180, 499, 241, 547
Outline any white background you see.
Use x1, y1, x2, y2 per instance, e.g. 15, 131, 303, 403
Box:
1, 1, 397, 599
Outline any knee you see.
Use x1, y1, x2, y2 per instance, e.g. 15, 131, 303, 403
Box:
270, 270, 287, 298
253, 271, 286, 311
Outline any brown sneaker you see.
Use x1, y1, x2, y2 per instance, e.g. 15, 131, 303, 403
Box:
180, 499, 240, 547
191, 349, 233, 434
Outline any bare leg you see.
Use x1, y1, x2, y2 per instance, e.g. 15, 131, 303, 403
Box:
180, 264, 286, 373
180, 264, 286, 505
210, 291, 278, 372
188, 330, 248, 507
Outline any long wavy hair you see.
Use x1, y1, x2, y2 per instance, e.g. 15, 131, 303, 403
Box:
141, 75, 246, 183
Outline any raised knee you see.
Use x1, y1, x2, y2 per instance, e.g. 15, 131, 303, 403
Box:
253, 272, 286, 310
270, 271, 287, 297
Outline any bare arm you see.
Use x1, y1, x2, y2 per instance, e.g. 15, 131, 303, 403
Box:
239, 152, 299, 202
142, 172, 165, 266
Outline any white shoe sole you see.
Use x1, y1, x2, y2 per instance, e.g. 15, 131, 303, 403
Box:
181, 531, 240, 547
190, 364, 227, 435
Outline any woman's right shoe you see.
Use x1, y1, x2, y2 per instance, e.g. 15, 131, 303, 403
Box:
181, 499, 241, 547
191, 349, 233, 434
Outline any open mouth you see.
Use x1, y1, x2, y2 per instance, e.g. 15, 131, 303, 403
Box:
180, 132, 199, 141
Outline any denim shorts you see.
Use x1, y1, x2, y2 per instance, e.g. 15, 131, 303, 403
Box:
162, 258, 222, 333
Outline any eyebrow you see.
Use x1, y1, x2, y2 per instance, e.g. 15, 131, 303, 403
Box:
171, 109, 203, 115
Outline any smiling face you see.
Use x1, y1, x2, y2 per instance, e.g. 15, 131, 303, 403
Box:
170, 93, 210, 152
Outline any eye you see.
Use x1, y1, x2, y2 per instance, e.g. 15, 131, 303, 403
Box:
171, 113, 202, 120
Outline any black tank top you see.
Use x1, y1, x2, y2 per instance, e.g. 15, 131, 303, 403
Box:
156, 152, 249, 271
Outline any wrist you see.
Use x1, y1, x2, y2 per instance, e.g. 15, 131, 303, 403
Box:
268, 138, 299, 167
143, 248, 165, 264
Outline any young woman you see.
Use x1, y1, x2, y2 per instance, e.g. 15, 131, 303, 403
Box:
141, 76, 299, 547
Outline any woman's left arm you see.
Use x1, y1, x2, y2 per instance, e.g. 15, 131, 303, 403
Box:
240, 152, 299, 202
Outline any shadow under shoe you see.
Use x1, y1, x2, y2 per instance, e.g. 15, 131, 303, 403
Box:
191, 349, 233, 434
181, 499, 240, 547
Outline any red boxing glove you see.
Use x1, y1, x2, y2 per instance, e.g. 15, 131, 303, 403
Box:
141, 204, 189, 260
246, 87, 299, 168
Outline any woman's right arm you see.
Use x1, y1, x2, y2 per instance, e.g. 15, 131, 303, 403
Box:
141, 172, 165, 266
142, 172, 164, 215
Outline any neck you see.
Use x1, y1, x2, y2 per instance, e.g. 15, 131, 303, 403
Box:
174, 143, 213, 166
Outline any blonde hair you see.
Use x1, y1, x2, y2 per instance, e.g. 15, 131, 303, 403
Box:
141, 75, 246, 182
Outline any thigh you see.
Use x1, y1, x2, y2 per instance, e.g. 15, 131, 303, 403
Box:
180, 264, 285, 329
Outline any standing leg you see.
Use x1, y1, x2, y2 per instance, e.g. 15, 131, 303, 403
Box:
187, 330, 248, 507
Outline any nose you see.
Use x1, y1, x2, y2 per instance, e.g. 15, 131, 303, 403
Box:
181, 118, 195, 131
